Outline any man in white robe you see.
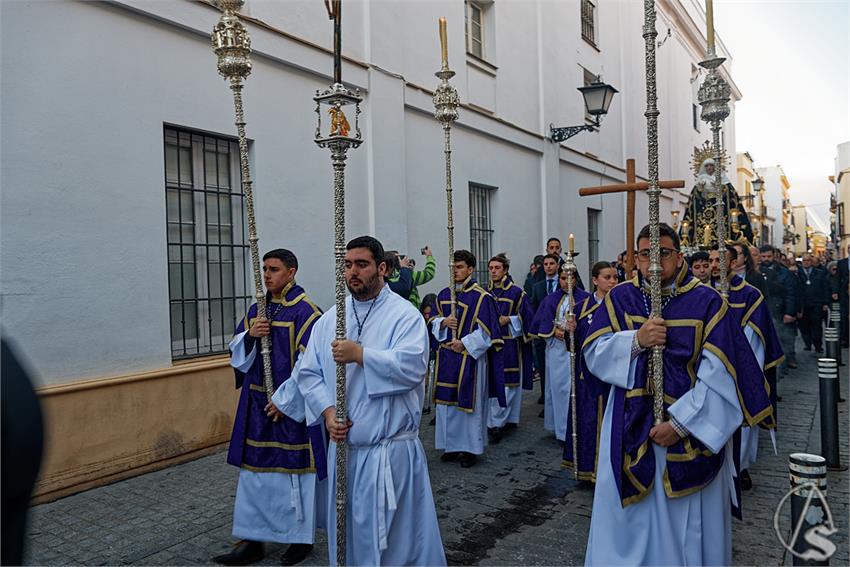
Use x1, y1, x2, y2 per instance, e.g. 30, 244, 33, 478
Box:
275, 236, 446, 567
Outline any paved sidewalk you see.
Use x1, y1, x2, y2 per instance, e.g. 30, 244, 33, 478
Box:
25, 344, 848, 566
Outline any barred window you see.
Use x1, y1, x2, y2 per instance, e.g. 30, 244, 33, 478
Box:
587, 208, 601, 269
466, 1, 484, 58
581, 0, 596, 47
469, 183, 496, 284
164, 126, 251, 359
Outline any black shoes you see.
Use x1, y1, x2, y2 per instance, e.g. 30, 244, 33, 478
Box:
503, 423, 518, 431
537, 395, 544, 405
280, 544, 313, 566
538, 409, 545, 418
488, 427, 503, 443
740, 469, 753, 491
804, 345, 812, 352
213, 541, 264, 566
459, 452, 478, 468
440, 451, 460, 462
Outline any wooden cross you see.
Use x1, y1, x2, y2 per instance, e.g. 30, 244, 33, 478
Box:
579, 158, 685, 273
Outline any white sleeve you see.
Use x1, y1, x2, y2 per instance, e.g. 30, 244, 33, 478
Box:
508, 315, 523, 338
668, 349, 744, 454
229, 330, 256, 373
291, 325, 335, 427
271, 352, 306, 422
584, 330, 639, 390
430, 317, 448, 342
744, 325, 766, 368
362, 314, 429, 398
461, 327, 492, 360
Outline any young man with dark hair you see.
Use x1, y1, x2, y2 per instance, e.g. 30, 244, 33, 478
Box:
215, 249, 323, 567
431, 250, 506, 468
486, 254, 534, 442
275, 235, 445, 566
581, 224, 773, 565
689, 251, 711, 284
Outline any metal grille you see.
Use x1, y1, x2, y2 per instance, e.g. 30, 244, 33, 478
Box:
469, 183, 495, 283
587, 208, 600, 270
581, 0, 596, 46
164, 126, 251, 359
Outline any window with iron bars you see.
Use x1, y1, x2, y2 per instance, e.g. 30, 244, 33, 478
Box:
469, 183, 496, 284
581, 0, 596, 47
164, 126, 251, 359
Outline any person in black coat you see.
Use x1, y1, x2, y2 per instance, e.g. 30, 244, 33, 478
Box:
835, 246, 850, 347
530, 254, 561, 409
797, 253, 831, 353
759, 245, 798, 372
732, 242, 767, 298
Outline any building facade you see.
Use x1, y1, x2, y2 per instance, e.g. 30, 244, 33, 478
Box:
755, 165, 793, 253
1, 0, 740, 499
736, 151, 774, 246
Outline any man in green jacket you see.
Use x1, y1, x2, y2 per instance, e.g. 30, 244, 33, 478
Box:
388, 246, 436, 308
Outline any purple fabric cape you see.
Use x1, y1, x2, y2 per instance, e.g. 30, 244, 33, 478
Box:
488, 276, 535, 390
227, 283, 327, 479
528, 286, 591, 339
562, 295, 611, 481
434, 277, 507, 411
584, 265, 774, 507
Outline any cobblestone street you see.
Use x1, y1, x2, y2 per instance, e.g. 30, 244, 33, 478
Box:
25, 344, 849, 566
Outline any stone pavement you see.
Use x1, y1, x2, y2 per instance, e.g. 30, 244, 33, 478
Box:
25, 343, 849, 566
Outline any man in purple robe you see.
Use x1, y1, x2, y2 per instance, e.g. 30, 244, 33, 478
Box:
709, 246, 784, 494
529, 266, 590, 442
582, 224, 774, 566
486, 254, 534, 442
431, 250, 506, 468
214, 249, 325, 567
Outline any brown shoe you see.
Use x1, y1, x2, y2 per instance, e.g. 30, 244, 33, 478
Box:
787, 361, 798, 369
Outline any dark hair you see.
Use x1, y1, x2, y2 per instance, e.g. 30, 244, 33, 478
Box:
758, 244, 775, 254
689, 251, 710, 264
489, 253, 510, 270
346, 235, 385, 266
546, 237, 561, 248
733, 241, 755, 271
384, 251, 400, 272
454, 249, 476, 268
420, 293, 438, 315
263, 248, 298, 270
543, 253, 561, 264
533, 254, 545, 265
637, 223, 680, 250
726, 246, 738, 261
591, 261, 616, 279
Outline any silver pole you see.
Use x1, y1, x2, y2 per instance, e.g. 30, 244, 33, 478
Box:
642, 0, 664, 425
211, 0, 274, 401
564, 249, 579, 479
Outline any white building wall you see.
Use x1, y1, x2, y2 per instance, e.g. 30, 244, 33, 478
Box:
1, 0, 740, 386
756, 166, 788, 250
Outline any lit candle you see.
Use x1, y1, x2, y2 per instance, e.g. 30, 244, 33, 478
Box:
569, 233, 575, 254
439, 17, 448, 66
705, 0, 715, 54
731, 210, 739, 219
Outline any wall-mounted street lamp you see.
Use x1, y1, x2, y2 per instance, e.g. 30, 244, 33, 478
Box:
550, 77, 618, 143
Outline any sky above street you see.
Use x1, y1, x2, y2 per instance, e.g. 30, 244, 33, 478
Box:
715, 0, 850, 233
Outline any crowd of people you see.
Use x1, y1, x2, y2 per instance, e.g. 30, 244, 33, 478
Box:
211, 231, 848, 567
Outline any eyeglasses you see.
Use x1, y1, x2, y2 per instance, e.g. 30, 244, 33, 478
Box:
637, 248, 678, 259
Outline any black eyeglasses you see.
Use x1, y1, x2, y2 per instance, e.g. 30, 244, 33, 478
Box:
636, 248, 678, 259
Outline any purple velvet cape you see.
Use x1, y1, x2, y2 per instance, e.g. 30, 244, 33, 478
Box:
562, 295, 611, 481
528, 286, 591, 338
584, 265, 774, 507
433, 277, 507, 411
715, 274, 784, 423
226, 283, 326, 478
488, 276, 535, 390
